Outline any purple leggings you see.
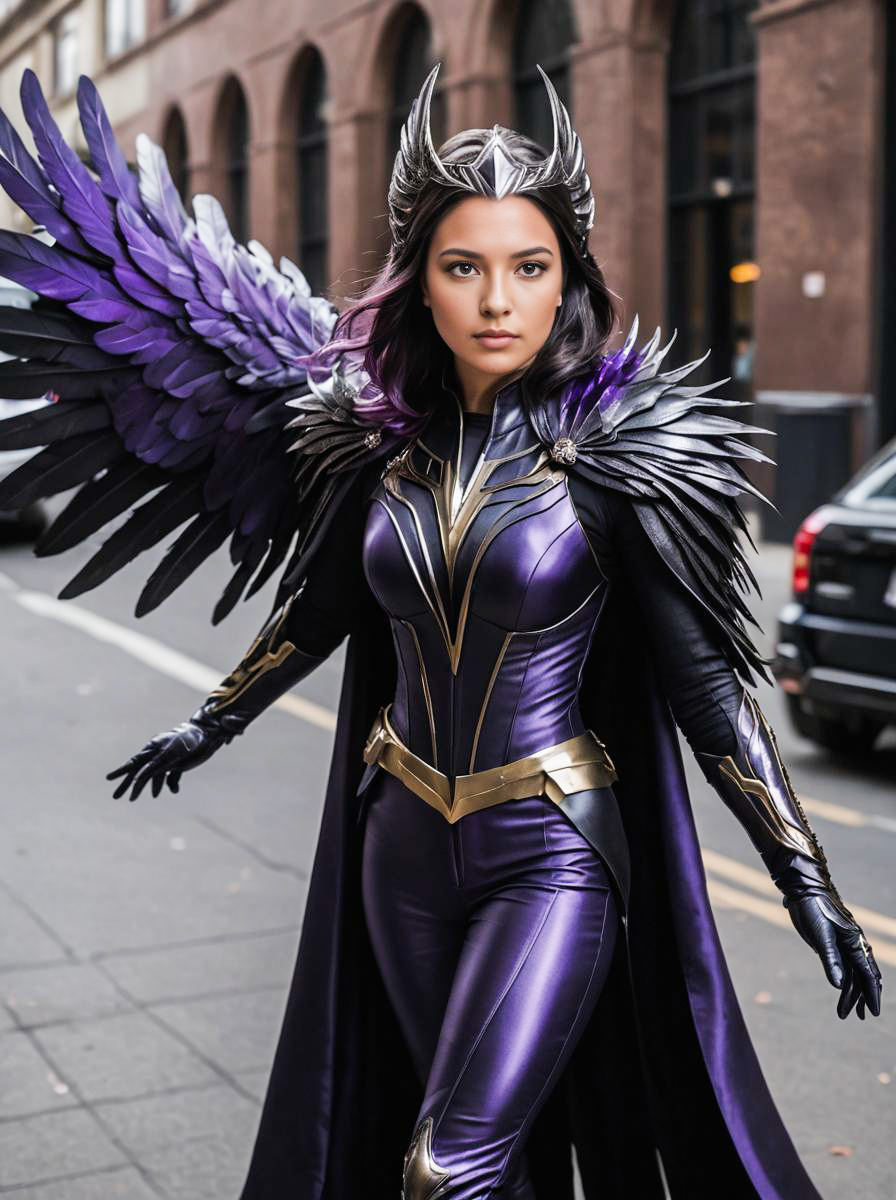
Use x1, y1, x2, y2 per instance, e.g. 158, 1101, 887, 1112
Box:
360, 769, 620, 1199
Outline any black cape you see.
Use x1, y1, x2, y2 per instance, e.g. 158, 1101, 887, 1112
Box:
237, 504, 824, 1200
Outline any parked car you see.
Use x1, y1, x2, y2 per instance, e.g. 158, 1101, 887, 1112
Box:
0, 277, 52, 539
772, 436, 896, 753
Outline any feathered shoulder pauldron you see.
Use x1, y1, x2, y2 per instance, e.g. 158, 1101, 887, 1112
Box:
527, 316, 776, 686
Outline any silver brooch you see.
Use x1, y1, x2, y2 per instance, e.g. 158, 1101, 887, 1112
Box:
364, 428, 383, 450
550, 437, 578, 465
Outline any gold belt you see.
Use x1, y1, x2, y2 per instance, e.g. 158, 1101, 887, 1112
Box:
362, 704, 618, 824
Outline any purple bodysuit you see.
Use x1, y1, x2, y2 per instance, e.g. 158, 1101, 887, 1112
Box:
278, 380, 744, 1199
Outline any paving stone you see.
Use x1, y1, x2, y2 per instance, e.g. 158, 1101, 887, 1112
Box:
0, 1030, 77, 1119
140, 1134, 251, 1200
4, 1165, 161, 1199
0, 961, 133, 1027
0, 897, 66, 972
0, 790, 306, 960
151, 988, 285, 1074
100, 928, 297, 1004
94, 1081, 258, 1157
31, 1010, 219, 1103
233, 1066, 269, 1103
0, 1108, 126, 1189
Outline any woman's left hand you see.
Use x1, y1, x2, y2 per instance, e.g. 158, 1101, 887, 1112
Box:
784, 892, 883, 1020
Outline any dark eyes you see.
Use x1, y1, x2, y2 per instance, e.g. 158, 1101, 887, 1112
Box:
446, 261, 548, 279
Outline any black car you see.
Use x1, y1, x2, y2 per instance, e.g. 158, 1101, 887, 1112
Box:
772, 437, 896, 754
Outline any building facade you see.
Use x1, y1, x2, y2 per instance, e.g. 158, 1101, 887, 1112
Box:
0, 0, 890, 538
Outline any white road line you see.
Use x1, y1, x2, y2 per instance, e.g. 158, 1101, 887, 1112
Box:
6, 582, 336, 732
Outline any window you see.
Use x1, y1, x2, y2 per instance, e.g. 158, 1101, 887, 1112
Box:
295, 51, 329, 296
387, 13, 444, 175
513, 0, 576, 144
53, 10, 79, 98
105, 0, 145, 58
215, 80, 249, 243
162, 107, 189, 205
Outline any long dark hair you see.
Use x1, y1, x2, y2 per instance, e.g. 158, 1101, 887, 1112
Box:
298, 124, 618, 436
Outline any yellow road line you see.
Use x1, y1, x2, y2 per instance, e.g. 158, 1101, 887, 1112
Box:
702, 847, 896, 940
799, 796, 867, 828
706, 877, 896, 968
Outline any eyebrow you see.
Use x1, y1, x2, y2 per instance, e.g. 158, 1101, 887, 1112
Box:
437, 246, 554, 259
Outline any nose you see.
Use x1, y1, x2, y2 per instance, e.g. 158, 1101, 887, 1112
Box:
479, 273, 512, 318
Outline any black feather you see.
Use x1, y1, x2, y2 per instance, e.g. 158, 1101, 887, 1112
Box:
212, 537, 270, 624
35, 458, 168, 555
0, 430, 123, 507
0, 400, 110, 448
0, 359, 128, 399
0, 304, 110, 367
58, 476, 204, 599
136, 509, 231, 616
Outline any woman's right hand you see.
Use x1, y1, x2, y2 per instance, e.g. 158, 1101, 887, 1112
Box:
106, 713, 229, 801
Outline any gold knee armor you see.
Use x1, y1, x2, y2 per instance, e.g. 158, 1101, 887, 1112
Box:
402, 1116, 452, 1200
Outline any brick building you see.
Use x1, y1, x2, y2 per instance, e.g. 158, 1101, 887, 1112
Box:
0, 0, 891, 537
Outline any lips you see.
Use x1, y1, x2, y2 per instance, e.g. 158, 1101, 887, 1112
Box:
474, 331, 518, 339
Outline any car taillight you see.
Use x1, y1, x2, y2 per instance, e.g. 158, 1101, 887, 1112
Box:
792, 506, 833, 597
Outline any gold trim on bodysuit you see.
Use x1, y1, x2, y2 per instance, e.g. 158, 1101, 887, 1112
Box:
468, 630, 513, 773
363, 704, 618, 825
402, 617, 439, 768
382, 438, 565, 674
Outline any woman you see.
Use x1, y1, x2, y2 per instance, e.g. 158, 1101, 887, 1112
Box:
0, 64, 882, 1200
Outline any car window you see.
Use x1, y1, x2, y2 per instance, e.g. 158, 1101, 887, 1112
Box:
842, 446, 896, 506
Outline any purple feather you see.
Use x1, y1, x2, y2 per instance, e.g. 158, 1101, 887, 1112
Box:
20, 70, 121, 262
116, 199, 199, 303
76, 75, 142, 210
112, 259, 182, 317
0, 229, 114, 303
134, 132, 190, 245
0, 107, 96, 257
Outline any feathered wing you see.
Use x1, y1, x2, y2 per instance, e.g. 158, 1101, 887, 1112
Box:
0, 69, 393, 623
527, 315, 777, 687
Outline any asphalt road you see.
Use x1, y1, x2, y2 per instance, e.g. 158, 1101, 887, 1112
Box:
0, 506, 893, 1199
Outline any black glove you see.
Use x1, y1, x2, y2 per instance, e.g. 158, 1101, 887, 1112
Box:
772, 848, 882, 1020
696, 691, 883, 1021
107, 596, 328, 802
106, 709, 232, 801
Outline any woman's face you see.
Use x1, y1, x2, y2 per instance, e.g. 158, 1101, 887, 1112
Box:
421, 194, 564, 404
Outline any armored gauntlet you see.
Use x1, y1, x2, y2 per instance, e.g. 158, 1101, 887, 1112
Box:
107, 596, 328, 801
696, 691, 882, 1020
193, 597, 328, 738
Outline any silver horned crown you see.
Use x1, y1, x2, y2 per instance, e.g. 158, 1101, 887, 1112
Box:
387, 62, 595, 255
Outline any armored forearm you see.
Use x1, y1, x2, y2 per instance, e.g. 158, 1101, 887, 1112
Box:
695, 690, 854, 919
193, 594, 329, 740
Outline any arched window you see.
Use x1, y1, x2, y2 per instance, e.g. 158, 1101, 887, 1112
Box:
162, 107, 189, 206
386, 10, 444, 171
296, 50, 329, 296
215, 79, 250, 244
668, 0, 759, 390
513, 0, 576, 145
